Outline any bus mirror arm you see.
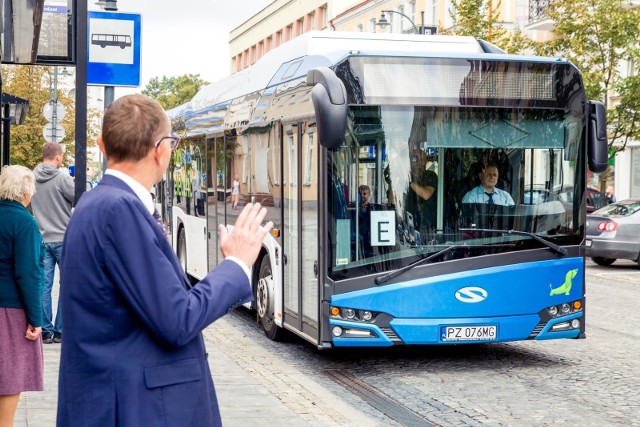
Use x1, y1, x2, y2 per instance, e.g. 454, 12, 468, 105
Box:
587, 101, 608, 173
307, 67, 348, 150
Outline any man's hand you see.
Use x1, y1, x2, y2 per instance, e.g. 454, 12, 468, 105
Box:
219, 203, 274, 268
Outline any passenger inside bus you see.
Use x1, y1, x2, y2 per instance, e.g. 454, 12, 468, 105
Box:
353, 185, 374, 258
404, 148, 438, 244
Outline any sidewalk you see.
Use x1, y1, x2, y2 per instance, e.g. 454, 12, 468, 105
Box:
15, 269, 379, 426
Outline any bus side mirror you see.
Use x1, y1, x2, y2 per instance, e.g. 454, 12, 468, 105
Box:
306, 67, 348, 150
587, 101, 608, 173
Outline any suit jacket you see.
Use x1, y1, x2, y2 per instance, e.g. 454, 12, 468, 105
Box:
57, 175, 252, 426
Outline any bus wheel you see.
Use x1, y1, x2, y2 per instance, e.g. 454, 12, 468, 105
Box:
178, 228, 187, 272
256, 255, 282, 340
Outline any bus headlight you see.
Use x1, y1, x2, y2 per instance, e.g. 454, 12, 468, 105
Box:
547, 306, 558, 316
344, 308, 356, 319
362, 311, 373, 321
332, 326, 343, 337
561, 303, 571, 314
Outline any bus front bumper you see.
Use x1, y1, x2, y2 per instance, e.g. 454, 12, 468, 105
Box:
328, 312, 583, 347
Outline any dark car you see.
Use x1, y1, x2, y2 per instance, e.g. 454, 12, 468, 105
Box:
585, 199, 640, 266
556, 186, 602, 213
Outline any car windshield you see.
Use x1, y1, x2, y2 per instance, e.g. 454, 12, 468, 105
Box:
592, 200, 640, 217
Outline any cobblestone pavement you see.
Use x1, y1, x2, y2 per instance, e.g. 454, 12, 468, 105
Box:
216, 259, 640, 427
16, 260, 640, 426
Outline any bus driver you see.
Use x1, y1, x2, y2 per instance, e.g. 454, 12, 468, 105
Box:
462, 162, 514, 207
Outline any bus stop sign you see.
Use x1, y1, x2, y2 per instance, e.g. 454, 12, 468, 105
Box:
87, 11, 141, 87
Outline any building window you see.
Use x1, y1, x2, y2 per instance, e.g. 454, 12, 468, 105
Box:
444, 0, 454, 28
357, 23, 363, 32
310, 12, 316, 30
320, 6, 327, 29
409, 0, 416, 24
270, 130, 278, 185
398, 5, 405, 32
266, 36, 272, 52
427, 0, 438, 26
288, 134, 295, 186
242, 135, 250, 185
369, 17, 376, 32
304, 132, 314, 185
298, 18, 304, 35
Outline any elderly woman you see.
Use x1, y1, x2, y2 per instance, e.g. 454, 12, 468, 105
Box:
0, 165, 45, 426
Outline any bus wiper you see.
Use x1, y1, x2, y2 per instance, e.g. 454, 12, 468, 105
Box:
459, 228, 568, 257
375, 244, 512, 285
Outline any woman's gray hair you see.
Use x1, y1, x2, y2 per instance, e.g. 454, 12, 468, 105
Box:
0, 165, 36, 201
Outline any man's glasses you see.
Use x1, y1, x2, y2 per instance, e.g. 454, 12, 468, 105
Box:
154, 135, 181, 151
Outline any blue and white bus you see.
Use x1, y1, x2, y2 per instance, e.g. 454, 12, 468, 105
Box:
162, 32, 607, 348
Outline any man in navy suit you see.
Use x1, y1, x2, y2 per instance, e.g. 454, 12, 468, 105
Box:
57, 94, 273, 426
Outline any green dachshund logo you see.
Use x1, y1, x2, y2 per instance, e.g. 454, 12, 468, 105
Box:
549, 269, 578, 296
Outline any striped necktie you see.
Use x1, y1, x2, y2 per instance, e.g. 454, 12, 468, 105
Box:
152, 208, 169, 239
485, 192, 495, 205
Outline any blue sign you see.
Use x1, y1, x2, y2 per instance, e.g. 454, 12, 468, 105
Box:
87, 11, 141, 87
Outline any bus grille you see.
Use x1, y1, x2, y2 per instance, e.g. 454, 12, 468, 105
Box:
528, 322, 546, 339
379, 327, 403, 343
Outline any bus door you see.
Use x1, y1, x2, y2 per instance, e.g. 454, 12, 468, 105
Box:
206, 135, 224, 268
221, 132, 235, 259
282, 121, 319, 343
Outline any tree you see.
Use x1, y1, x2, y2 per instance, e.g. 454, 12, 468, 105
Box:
2, 65, 102, 170
445, 0, 533, 53
141, 74, 209, 110
536, 0, 640, 192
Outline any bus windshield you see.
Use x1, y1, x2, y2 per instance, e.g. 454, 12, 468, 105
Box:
328, 105, 584, 280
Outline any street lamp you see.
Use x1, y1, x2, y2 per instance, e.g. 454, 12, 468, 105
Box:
1, 93, 30, 166
94, 1, 118, 11
376, 9, 424, 34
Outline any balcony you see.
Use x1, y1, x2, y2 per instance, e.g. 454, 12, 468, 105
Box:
526, 0, 555, 32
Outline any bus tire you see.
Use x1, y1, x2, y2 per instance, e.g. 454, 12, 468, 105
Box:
177, 227, 187, 273
256, 255, 282, 340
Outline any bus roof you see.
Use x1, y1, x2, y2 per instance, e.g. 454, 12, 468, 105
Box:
168, 31, 566, 122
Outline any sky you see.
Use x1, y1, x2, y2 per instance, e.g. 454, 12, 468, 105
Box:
87, 0, 273, 95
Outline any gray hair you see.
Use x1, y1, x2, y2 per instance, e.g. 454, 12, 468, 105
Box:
0, 165, 36, 201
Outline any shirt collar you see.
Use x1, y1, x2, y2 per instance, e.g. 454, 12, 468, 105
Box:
105, 169, 154, 215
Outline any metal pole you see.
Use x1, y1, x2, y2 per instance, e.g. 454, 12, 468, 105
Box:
2, 104, 10, 166
52, 66, 58, 142
421, 11, 425, 34
74, 0, 88, 204
102, 86, 114, 173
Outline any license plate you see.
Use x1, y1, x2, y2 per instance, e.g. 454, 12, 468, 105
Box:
440, 325, 497, 342
585, 240, 592, 247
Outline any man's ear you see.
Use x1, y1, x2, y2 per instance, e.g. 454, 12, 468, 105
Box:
97, 134, 107, 158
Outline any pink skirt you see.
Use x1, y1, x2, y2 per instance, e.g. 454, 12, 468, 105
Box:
0, 308, 44, 394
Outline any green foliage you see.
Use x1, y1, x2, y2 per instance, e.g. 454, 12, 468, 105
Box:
141, 74, 209, 110
539, 0, 640, 157
445, 0, 533, 54
1, 65, 99, 169
541, 0, 640, 105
